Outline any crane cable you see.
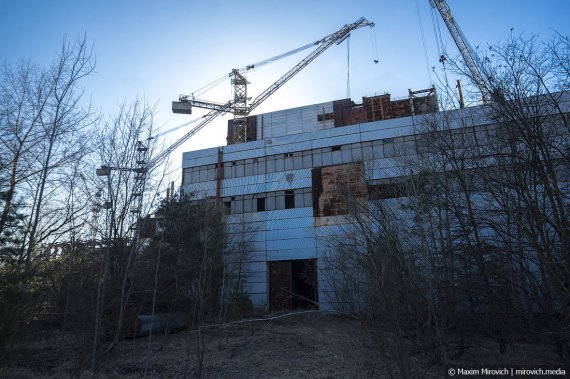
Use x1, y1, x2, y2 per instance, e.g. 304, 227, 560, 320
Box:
430, 3, 446, 58
346, 35, 351, 98
415, 0, 433, 84
237, 41, 320, 73
189, 39, 325, 99
193, 74, 229, 98
155, 116, 203, 138
429, 3, 451, 89
370, 27, 379, 64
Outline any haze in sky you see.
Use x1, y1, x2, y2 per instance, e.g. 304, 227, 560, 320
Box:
1, 0, 569, 178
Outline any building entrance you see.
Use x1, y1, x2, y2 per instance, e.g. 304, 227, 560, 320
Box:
268, 259, 318, 311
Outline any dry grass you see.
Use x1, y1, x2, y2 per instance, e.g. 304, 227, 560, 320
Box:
0, 312, 565, 378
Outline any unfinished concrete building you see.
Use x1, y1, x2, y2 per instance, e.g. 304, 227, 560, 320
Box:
180, 87, 443, 310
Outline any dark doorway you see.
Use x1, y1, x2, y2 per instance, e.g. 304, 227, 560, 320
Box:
268, 259, 318, 311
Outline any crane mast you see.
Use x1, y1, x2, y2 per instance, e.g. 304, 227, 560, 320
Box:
232, 69, 249, 144
165, 16, 374, 165
430, 0, 488, 100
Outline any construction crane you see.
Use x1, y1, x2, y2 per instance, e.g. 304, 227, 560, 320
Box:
429, 0, 490, 102
146, 17, 374, 169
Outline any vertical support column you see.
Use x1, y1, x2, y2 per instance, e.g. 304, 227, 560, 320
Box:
456, 80, 465, 109
408, 88, 415, 116
231, 69, 249, 144
216, 146, 224, 200
133, 141, 148, 214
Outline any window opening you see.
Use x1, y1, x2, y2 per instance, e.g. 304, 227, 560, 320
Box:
257, 197, 266, 212
285, 190, 295, 209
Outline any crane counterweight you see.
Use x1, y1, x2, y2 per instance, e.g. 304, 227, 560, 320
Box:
172, 101, 193, 115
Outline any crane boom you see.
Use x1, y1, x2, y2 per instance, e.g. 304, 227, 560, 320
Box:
430, 0, 488, 99
250, 17, 374, 112
158, 17, 374, 169
173, 98, 233, 113
148, 101, 233, 168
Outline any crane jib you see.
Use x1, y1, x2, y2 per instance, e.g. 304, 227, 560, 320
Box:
164, 17, 374, 166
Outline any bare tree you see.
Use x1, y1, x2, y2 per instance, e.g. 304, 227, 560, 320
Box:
323, 32, 570, 371
0, 35, 96, 348
89, 98, 160, 368
222, 214, 255, 320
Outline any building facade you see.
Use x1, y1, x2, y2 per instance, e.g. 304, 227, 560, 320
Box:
180, 88, 450, 310
182, 88, 570, 312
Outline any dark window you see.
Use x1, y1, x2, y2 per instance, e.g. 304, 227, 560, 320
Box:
284, 152, 293, 158
317, 112, 334, 121
257, 197, 266, 212
368, 182, 407, 200
331, 145, 341, 152
224, 201, 231, 214
285, 190, 295, 209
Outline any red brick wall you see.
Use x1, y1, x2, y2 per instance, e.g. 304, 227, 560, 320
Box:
312, 163, 367, 217
227, 116, 257, 145
332, 92, 437, 127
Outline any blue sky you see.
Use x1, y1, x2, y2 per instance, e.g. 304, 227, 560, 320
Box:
1, 0, 569, 177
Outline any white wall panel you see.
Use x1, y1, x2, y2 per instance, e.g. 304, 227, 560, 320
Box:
180, 96, 515, 311
223, 139, 265, 154
267, 237, 316, 251
245, 282, 267, 295
222, 148, 265, 162
241, 270, 266, 284
182, 155, 218, 168
183, 180, 216, 193
180, 187, 216, 199
266, 248, 317, 261
263, 207, 313, 220
182, 146, 219, 161
266, 214, 314, 230
266, 226, 314, 241
249, 293, 267, 307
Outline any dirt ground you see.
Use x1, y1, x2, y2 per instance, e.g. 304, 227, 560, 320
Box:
0, 311, 566, 378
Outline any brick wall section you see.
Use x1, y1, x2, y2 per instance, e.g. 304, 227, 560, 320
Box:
226, 92, 437, 144
227, 116, 257, 145
312, 163, 368, 217
332, 92, 438, 127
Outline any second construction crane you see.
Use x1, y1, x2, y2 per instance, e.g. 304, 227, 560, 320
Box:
430, 0, 492, 102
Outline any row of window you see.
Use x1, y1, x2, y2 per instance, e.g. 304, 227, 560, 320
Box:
222, 188, 313, 214
183, 140, 400, 185
183, 124, 500, 185
182, 125, 502, 184
221, 176, 433, 215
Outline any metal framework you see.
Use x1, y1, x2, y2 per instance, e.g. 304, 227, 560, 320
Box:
231, 69, 249, 143
162, 17, 374, 167
430, 0, 489, 100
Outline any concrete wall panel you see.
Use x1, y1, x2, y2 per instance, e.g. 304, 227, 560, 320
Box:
266, 248, 317, 261
267, 237, 316, 251
182, 146, 219, 161
182, 155, 218, 168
